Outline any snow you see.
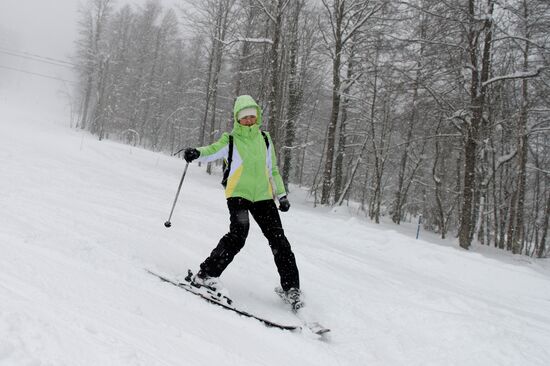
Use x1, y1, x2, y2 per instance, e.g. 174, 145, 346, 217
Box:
1, 80, 550, 366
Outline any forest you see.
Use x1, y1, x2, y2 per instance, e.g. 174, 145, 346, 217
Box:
73, 0, 550, 257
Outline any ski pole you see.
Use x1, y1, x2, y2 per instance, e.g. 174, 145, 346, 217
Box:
164, 162, 190, 228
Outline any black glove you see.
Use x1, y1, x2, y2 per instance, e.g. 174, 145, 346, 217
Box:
184, 148, 200, 163
279, 196, 290, 212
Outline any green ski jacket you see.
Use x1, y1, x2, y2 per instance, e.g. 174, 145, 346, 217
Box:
196, 95, 286, 202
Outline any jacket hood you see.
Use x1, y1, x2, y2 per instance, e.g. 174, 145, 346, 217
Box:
233, 95, 262, 128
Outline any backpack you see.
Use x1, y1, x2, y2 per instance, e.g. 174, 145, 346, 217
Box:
221, 131, 270, 188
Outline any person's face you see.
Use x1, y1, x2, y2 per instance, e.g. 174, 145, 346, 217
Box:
238, 115, 257, 126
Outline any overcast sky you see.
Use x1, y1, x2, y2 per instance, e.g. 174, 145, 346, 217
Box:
0, 0, 80, 109
0, 0, 182, 58
0, 0, 180, 109
0, 0, 79, 62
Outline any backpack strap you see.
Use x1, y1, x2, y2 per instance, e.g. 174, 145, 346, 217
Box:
221, 134, 233, 188
228, 134, 234, 165
261, 131, 270, 149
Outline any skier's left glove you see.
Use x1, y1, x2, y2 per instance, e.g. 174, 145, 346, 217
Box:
279, 196, 290, 212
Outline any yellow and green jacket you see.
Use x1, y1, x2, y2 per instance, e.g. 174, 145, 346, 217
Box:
196, 95, 286, 202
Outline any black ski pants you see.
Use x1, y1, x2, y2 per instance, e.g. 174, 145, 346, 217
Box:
199, 197, 300, 291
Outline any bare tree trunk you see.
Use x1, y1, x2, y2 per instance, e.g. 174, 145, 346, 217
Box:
458, 0, 494, 250
366, 43, 384, 223
77, 0, 113, 130
512, 1, 531, 254
205, 0, 233, 174
80, 73, 93, 129
199, 42, 216, 148
512, 87, 529, 254
392, 82, 418, 224
391, 10, 426, 224
320, 0, 344, 205
432, 119, 455, 238
297, 97, 319, 186
90, 57, 110, 140
336, 135, 369, 206
189, 0, 235, 172
321, 41, 342, 205
506, 189, 518, 251
206, 42, 223, 174
360, 154, 370, 213
320, 0, 381, 205
334, 37, 357, 203
490, 137, 500, 247
138, 26, 163, 145
282, 0, 304, 188
234, 0, 256, 104
266, 0, 286, 146
369, 99, 391, 224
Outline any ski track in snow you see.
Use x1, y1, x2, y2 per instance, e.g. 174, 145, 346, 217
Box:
1, 96, 550, 366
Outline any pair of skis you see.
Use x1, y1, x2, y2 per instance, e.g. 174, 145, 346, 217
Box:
147, 269, 330, 338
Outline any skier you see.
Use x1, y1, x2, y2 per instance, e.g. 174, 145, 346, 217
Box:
183, 95, 303, 310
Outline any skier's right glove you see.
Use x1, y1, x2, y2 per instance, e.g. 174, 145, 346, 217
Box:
279, 196, 290, 212
184, 148, 200, 163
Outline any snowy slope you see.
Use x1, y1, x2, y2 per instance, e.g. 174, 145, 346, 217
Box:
1, 94, 550, 366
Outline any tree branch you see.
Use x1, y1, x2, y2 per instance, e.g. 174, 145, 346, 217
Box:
254, 0, 276, 23
342, 4, 384, 45
482, 67, 547, 87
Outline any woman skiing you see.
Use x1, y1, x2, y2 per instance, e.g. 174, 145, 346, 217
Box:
183, 95, 302, 310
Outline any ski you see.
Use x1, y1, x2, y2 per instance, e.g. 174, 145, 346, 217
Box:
275, 286, 331, 337
147, 269, 301, 332
298, 317, 331, 337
